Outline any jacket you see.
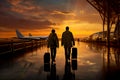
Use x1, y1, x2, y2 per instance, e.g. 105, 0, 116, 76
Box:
47, 33, 59, 48
61, 30, 75, 48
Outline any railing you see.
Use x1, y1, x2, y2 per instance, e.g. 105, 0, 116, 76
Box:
0, 39, 47, 55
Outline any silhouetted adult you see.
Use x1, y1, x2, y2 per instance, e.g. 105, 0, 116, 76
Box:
61, 26, 75, 61
47, 29, 59, 62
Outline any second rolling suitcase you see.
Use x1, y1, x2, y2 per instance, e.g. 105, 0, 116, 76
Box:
44, 52, 50, 63
72, 47, 77, 59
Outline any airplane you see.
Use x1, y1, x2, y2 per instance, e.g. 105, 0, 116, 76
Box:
16, 29, 48, 40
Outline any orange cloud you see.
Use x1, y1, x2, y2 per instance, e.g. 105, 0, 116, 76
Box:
7, 0, 23, 6
0, 0, 103, 38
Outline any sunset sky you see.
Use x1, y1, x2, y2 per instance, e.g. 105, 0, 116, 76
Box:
0, 0, 103, 38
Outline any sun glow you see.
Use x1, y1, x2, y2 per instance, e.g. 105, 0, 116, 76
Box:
54, 20, 103, 38
0, 0, 103, 39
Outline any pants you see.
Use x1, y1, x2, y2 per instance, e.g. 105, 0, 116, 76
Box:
50, 47, 56, 61
64, 47, 71, 60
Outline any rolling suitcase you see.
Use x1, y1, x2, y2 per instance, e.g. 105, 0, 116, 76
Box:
72, 47, 77, 59
44, 52, 50, 63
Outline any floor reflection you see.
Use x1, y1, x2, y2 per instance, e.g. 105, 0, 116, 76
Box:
62, 60, 76, 80
1, 41, 120, 80
103, 47, 120, 80
84, 42, 120, 80
44, 59, 78, 80
47, 63, 59, 80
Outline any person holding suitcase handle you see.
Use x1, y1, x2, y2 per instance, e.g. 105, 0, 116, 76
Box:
61, 26, 75, 61
47, 29, 59, 62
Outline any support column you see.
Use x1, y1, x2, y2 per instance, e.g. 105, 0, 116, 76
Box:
107, 0, 110, 47
106, 0, 111, 73
103, 16, 105, 41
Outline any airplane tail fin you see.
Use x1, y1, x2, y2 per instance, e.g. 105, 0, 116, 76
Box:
16, 29, 24, 38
